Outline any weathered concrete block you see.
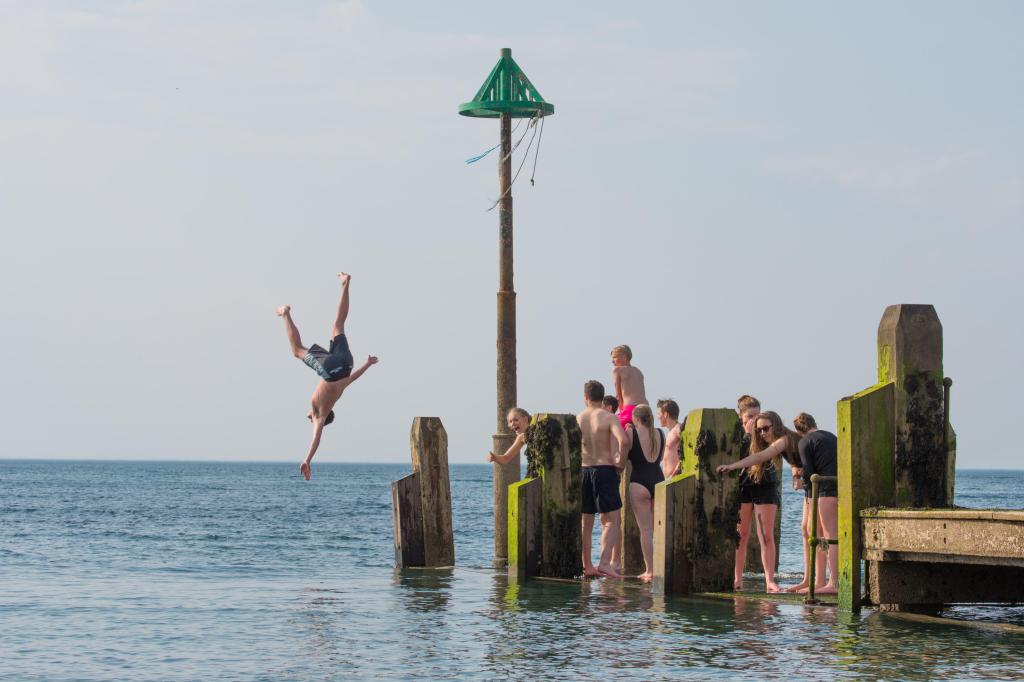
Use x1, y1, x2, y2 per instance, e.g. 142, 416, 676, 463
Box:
868, 560, 1024, 607
508, 477, 541, 581
653, 408, 742, 595
391, 473, 425, 567
837, 382, 895, 611
391, 417, 455, 568
878, 304, 950, 508
525, 413, 583, 580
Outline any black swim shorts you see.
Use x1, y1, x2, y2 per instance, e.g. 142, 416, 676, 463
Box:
738, 481, 779, 506
302, 333, 354, 382
581, 465, 622, 514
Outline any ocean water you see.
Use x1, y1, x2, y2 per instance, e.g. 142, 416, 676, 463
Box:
2, 461, 1022, 681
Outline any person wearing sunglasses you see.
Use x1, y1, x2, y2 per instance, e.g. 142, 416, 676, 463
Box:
717, 410, 802, 592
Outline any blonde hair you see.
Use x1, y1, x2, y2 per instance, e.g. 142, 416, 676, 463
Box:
611, 344, 632, 361
507, 407, 531, 422
632, 404, 658, 460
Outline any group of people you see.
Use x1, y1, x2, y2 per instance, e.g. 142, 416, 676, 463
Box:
273, 279, 836, 593
487, 346, 840, 594
716, 395, 839, 594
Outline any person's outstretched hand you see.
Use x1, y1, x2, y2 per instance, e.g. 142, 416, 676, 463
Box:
367, 355, 379, 365
716, 464, 734, 474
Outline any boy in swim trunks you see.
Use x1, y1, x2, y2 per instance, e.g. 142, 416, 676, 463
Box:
577, 380, 628, 578
276, 272, 379, 481
611, 345, 648, 429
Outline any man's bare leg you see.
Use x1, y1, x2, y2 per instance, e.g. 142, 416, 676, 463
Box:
582, 514, 600, 577
597, 510, 624, 578
276, 306, 308, 358
331, 272, 351, 337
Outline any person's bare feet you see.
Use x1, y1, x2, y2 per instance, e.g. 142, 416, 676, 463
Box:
583, 566, 602, 578
786, 581, 809, 593
338, 272, 351, 286
276, 305, 291, 316
765, 581, 782, 593
734, 580, 743, 590
637, 572, 653, 583
300, 460, 311, 481
597, 564, 624, 579
816, 584, 838, 595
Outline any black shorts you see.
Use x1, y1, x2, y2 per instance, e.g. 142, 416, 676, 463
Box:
302, 334, 354, 382
581, 465, 622, 514
739, 481, 779, 506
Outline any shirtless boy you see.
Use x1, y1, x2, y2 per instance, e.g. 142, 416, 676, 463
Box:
657, 399, 683, 479
611, 345, 648, 429
276, 272, 378, 480
577, 380, 628, 578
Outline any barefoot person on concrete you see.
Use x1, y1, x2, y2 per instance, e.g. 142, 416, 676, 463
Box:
276, 273, 378, 480
577, 380, 628, 579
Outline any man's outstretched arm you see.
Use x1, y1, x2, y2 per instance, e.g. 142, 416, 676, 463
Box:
340, 355, 379, 388
300, 420, 326, 481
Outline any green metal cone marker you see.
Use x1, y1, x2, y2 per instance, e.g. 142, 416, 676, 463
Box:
460, 49, 553, 566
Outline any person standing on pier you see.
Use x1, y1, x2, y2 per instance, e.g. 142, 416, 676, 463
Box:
657, 399, 683, 479
276, 272, 379, 481
611, 345, 648, 429
717, 410, 802, 592
788, 412, 839, 594
577, 380, 628, 578
624, 404, 665, 582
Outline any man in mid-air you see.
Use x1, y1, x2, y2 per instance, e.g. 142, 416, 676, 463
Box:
276, 272, 378, 480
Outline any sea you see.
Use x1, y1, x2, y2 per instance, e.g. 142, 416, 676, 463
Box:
2, 462, 1022, 681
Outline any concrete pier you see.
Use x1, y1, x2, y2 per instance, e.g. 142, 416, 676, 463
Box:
391, 417, 455, 568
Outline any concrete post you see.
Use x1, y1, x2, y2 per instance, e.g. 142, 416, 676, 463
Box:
391, 417, 455, 568
653, 408, 742, 595
836, 382, 895, 611
877, 305, 950, 508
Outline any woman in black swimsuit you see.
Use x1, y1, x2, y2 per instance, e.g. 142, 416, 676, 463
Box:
624, 404, 664, 582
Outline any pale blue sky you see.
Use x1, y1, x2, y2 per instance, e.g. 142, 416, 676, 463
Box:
1, 1, 1021, 468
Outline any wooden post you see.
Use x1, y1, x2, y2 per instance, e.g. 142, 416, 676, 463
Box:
508, 477, 542, 581
619, 461, 645, 576
392, 473, 425, 567
653, 408, 742, 595
391, 417, 455, 568
877, 305, 950, 508
837, 382, 896, 611
525, 413, 582, 579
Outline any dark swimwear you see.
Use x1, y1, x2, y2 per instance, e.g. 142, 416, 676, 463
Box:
627, 427, 665, 497
581, 465, 622, 514
799, 430, 838, 498
302, 333, 354, 382
738, 435, 780, 505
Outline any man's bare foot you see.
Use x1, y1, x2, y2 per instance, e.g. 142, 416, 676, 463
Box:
765, 582, 782, 593
637, 572, 653, 583
597, 565, 624, 579
583, 566, 602, 578
816, 584, 838, 595
338, 272, 351, 285
300, 460, 311, 481
734, 580, 743, 590
786, 581, 809, 593
276, 305, 291, 316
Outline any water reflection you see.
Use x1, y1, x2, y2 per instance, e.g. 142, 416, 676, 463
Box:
393, 567, 454, 613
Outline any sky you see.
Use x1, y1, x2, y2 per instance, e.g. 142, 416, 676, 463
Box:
1, 1, 1021, 468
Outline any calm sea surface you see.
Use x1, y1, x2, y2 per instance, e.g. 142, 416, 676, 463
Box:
2, 462, 1022, 681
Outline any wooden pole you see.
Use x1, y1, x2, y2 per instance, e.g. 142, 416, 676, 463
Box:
492, 111, 519, 566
